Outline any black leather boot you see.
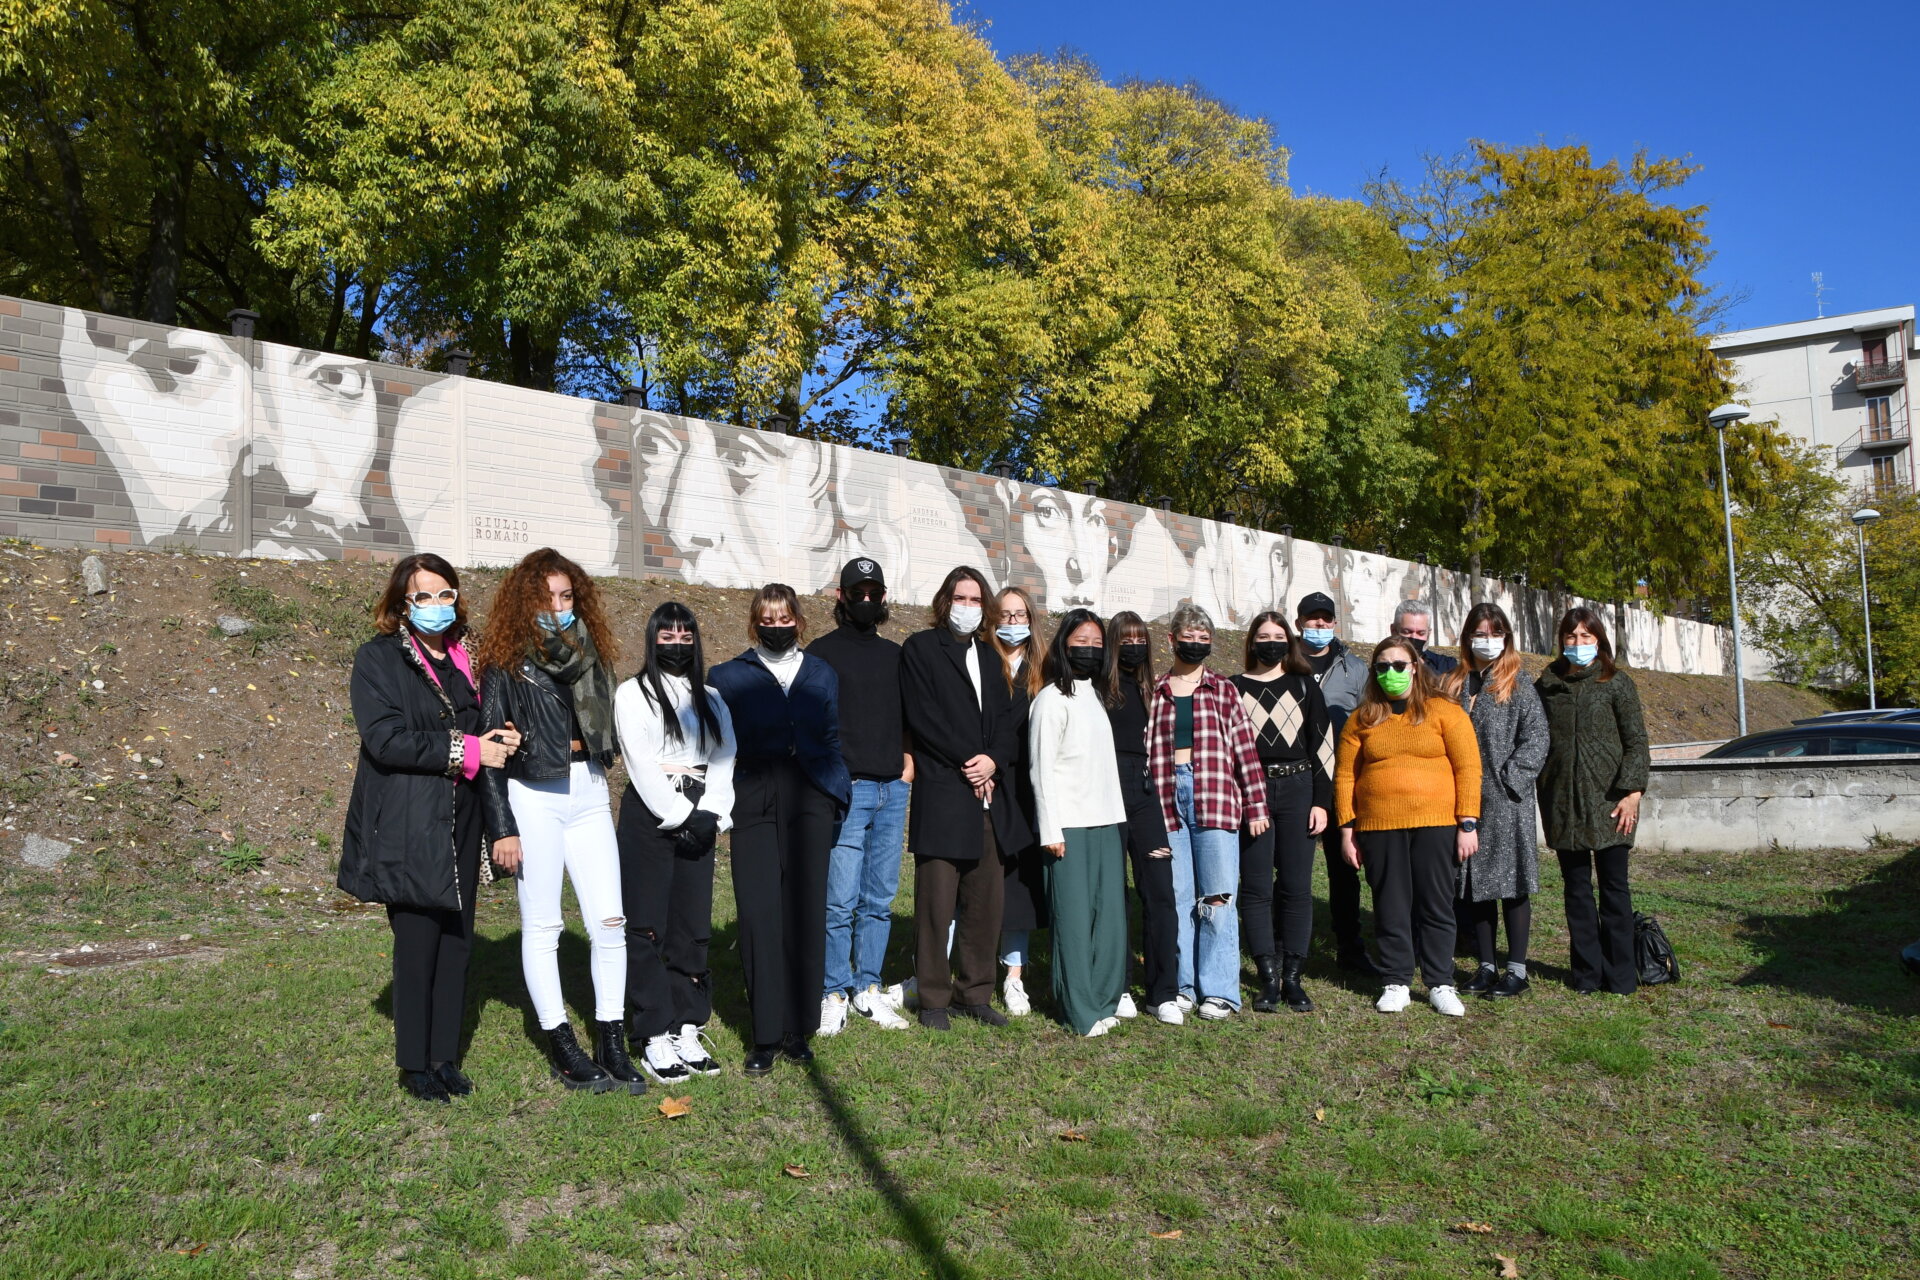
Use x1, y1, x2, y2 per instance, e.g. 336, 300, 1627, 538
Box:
1280, 955, 1314, 1013
1251, 955, 1282, 1013
544, 1023, 613, 1092
1462, 964, 1500, 994
401, 1068, 451, 1103
595, 1021, 647, 1095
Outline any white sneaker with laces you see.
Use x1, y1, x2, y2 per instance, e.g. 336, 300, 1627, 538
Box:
1429, 985, 1466, 1017
1175, 993, 1195, 1012
852, 985, 909, 1030
642, 1034, 692, 1084
1002, 976, 1032, 1017
672, 1023, 721, 1076
1084, 1019, 1112, 1038
1197, 996, 1234, 1021
817, 991, 849, 1036
886, 978, 916, 1010
1115, 992, 1139, 1019
1151, 1001, 1186, 1025
1376, 984, 1412, 1013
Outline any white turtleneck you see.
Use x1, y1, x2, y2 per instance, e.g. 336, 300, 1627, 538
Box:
757, 643, 805, 692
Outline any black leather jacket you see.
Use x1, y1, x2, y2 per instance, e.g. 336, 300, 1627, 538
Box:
477, 657, 615, 840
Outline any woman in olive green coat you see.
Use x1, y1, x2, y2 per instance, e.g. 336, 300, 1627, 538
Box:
1534, 607, 1650, 995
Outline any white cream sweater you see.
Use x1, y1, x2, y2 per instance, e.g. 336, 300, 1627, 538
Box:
1028, 679, 1127, 846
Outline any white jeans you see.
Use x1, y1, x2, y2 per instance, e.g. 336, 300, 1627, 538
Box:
510, 762, 626, 1028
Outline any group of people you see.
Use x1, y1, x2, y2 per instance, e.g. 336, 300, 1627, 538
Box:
339, 547, 1652, 1103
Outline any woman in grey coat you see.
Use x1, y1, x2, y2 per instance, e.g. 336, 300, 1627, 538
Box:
1444, 603, 1549, 999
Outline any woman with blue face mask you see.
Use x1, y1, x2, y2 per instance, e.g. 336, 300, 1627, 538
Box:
1534, 607, 1651, 995
339, 553, 520, 1103
986, 586, 1051, 1018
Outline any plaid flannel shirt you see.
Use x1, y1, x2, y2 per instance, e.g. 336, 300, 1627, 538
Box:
1149, 669, 1271, 833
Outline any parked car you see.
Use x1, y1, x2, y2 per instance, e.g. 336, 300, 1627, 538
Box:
1791, 708, 1918, 725
1702, 722, 1920, 759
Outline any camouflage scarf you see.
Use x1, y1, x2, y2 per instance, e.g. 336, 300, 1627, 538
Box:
530, 622, 617, 762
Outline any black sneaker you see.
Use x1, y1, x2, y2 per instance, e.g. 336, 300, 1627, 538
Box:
1462, 965, 1500, 995
1484, 971, 1530, 999
918, 1008, 951, 1031
432, 1062, 473, 1097
953, 1003, 1010, 1027
782, 1034, 815, 1064
744, 1045, 779, 1076
401, 1069, 451, 1104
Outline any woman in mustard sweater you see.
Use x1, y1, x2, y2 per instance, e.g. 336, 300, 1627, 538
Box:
1334, 636, 1482, 1017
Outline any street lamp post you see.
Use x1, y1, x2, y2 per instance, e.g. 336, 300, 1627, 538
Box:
1852, 507, 1882, 710
1709, 403, 1751, 737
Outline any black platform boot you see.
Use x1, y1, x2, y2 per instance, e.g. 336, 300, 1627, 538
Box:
595, 1021, 647, 1095
1280, 954, 1315, 1013
544, 1023, 613, 1092
1251, 955, 1282, 1013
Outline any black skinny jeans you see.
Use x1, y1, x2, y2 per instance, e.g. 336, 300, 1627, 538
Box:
1119, 762, 1178, 1007
1359, 825, 1457, 988
731, 756, 837, 1048
1239, 769, 1317, 960
615, 782, 716, 1043
386, 780, 482, 1071
1558, 846, 1635, 993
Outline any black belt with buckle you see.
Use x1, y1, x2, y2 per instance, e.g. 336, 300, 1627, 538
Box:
1263, 760, 1311, 778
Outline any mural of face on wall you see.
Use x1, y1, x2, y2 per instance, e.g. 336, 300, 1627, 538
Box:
56, 309, 388, 558
633, 414, 798, 588
1012, 486, 1117, 611
1190, 522, 1292, 630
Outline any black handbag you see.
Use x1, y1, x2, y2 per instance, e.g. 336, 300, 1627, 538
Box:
1900, 939, 1920, 976
1634, 912, 1680, 985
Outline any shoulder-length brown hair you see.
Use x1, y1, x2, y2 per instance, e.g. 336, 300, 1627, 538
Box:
1102, 610, 1153, 709
1445, 601, 1521, 704
1242, 610, 1311, 676
929, 565, 991, 632
474, 547, 620, 673
1556, 605, 1618, 680
747, 582, 805, 645
988, 586, 1045, 697
1354, 635, 1432, 729
373, 552, 468, 644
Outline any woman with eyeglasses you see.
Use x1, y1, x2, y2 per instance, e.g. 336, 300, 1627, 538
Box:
614, 602, 736, 1084
986, 586, 1050, 1017
341, 554, 520, 1103
1534, 607, 1650, 995
477, 548, 638, 1093
1231, 611, 1333, 1013
1442, 603, 1549, 999
1334, 636, 1482, 1017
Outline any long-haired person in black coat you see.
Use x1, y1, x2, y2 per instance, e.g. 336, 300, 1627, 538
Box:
899, 566, 1032, 1031
339, 553, 520, 1103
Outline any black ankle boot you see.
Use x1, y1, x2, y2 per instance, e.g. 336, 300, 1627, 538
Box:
1251, 955, 1282, 1013
1280, 954, 1314, 1012
544, 1023, 612, 1092
595, 1021, 647, 1095
1462, 964, 1499, 995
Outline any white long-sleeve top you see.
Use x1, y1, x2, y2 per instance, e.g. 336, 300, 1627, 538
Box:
613, 672, 738, 831
1028, 678, 1128, 847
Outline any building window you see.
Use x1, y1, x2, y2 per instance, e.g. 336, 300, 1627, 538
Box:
1866, 396, 1893, 442
1871, 455, 1897, 495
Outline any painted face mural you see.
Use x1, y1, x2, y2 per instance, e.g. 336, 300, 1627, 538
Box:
1019, 487, 1116, 611
633, 414, 795, 589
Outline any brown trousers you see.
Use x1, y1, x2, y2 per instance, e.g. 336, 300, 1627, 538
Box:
914, 814, 1005, 1010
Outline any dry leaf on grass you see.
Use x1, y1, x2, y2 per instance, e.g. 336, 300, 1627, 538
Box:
1057, 1129, 1089, 1142
1766, 1021, 1791, 1029
1148, 1229, 1183, 1240
55, 751, 78, 767
1494, 1253, 1520, 1278
172, 1243, 210, 1256
783, 1164, 811, 1179
1313, 1107, 1326, 1122
656, 1096, 691, 1119
1452, 1222, 1495, 1234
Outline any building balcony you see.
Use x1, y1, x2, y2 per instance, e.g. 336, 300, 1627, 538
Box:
1855, 357, 1906, 391
1839, 415, 1910, 457
1854, 458, 1914, 504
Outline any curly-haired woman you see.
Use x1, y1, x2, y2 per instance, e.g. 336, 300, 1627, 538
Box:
477, 548, 639, 1094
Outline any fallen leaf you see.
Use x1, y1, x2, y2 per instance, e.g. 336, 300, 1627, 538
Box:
1149, 1229, 1183, 1240
55, 751, 78, 767
783, 1163, 811, 1179
1453, 1222, 1495, 1234
1494, 1253, 1520, 1278
1313, 1107, 1326, 1123
1057, 1129, 1089, 1142
173, 1242, 210, 1256
1766, 1021, 1790, 1029
656, 1095, 691, 1119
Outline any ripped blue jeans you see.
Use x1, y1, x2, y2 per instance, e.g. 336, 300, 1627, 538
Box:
1166, 764, 1243, 1008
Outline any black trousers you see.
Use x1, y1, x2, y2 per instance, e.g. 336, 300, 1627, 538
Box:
1558, 846, 1635, 994
915, 814, 1005, 1011
1121, 774, 1178, 1007
616, 782, 716, 1043
1359, 825, 1457, 988
1320, 828, 1367, 952
731, 757, 837, 1048
1469, 894, 1532, 967
386, 780, 482, 1071
1241, 770, 1316, 960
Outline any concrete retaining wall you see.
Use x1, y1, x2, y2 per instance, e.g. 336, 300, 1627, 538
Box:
1642, 756, 1920, 852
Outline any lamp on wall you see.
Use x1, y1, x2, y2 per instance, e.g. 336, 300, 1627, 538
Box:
1708, 401, 1751, 736
1155, 496, 1173, 511
445, 351, 472, 378
766, 412, 792, 435
1852, 506, 1882, 709
226, 309, 259, 339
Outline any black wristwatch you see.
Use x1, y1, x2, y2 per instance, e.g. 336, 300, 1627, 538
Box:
1458, 819, 1478, 833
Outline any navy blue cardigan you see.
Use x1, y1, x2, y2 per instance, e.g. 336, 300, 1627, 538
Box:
709, 648, 852, 812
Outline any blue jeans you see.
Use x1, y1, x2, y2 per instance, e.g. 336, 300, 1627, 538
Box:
823, 778, 910, 995
1167, 764, 1243, 1008
1000, 930, 1029, 968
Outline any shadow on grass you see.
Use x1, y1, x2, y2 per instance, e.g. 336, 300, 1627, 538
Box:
1732, 842, 1920, 1014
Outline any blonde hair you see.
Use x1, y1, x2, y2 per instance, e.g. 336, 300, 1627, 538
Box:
1444, 602, 1520, 705
1354, 636, 1433, 729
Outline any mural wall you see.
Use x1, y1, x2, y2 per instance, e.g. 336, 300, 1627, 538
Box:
0, 295, 1744, 675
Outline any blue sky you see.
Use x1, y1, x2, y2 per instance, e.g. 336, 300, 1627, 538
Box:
961, 0, 1920, 333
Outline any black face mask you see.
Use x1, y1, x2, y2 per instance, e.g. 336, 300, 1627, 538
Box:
654, 642, 694, 674
1405, 636, 1428, 654
1251, 640, 1289, 668
1065, 646, 1105, 678
845, 597, 885, 629
1174, 640, 1212, 665
758, 625, 798, 654
1118, 642, 1149, 670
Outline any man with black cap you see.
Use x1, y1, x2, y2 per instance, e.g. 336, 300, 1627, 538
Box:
810, 557, 913, 1033
1295, 591, 1379, 974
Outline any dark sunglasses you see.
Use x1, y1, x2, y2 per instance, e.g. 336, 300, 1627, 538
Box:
1372, 660, 1413, 673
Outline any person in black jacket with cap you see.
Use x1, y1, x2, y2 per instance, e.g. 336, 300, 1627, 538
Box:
340, 553, 519, 1103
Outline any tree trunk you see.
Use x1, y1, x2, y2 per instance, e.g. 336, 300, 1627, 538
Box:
141, 146, 196, 325
352, 277, 382, 359
323, 267, 349, 352
507, 320, 558, 391
38, 108, 118, 314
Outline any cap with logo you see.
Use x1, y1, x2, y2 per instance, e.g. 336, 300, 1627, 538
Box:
1296, 591, 1338, 621
840, 557, 886, 592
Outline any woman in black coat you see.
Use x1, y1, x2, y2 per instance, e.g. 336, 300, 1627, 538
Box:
899, 566, 1032, 1031
987, 586, 1049, 1017
1103, 611, 1180, 1022
339, 553, 519, 1103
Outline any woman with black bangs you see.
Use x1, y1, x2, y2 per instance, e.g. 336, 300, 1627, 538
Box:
1028, 609, 1129, 1036
1102, 611, 1181, 1024
614, 602, 737, 1084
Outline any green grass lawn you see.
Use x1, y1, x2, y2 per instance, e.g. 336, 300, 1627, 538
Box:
3, 844, 1917, 1280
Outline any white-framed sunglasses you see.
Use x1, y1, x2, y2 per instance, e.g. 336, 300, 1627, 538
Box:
405, 589, 459, 606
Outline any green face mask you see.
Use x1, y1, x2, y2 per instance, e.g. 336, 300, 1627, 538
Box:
1376, 668, 1413, 699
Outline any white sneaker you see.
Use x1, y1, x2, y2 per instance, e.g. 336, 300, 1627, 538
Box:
1085, 1016, 1120, 1037
642, 1034, 692, 1084
1175, 993, 1195, 1012
852, 985, 910, 1030
886, 978, 916, 1010
1151, 1000, 1186, 1025
672, 1023, 721, 1076
1197, 996, 1234, 1021
1115, 992, 1139, 1019
817, 991, 849, 1036
1376, 984, 1412, 1013
1002, 976, 1032, 1017
1429, 985, 1466, 1017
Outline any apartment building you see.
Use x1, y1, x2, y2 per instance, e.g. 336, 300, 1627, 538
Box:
1709, 305, 1915, 501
